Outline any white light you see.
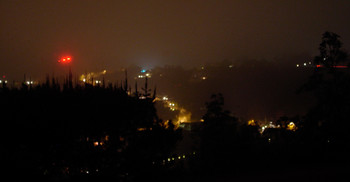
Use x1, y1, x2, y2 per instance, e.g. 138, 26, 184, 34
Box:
26, 81, 30, 85
304, 63, 307, 66
0, 80, 2, 83
296, 64, 299, 67
83, 78, 86, 82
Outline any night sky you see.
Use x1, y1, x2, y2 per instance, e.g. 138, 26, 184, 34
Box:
1, 0, 350, 79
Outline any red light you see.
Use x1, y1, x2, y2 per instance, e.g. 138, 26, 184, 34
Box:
316, 65, 347, 68
67, 57, 71, 61
335, 65, 348, 68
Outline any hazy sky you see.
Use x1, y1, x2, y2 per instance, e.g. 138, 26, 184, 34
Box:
1, 0, 350, 79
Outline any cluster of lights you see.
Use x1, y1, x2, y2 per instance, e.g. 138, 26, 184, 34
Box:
0, 80, 8, 84
155, 151, 196, 165
249, 119, 298, 134
296, 61, 312, 67
26, 81, 34, 85
137, 73, 151, 79
58, 57, 72, 63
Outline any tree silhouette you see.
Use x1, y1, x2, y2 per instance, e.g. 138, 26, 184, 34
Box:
200, 93, 238, 172
1, 77, 182, 181
302, 31, 350, 147
314, 32, 348, 68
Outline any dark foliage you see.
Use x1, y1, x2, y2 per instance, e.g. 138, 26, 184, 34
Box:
1, 79, 181, 181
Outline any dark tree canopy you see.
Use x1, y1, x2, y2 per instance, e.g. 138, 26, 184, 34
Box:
314, 31, 348, 68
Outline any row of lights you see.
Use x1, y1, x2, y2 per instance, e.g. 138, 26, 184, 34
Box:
153, 151, 197, 165
296, 62, 312, 67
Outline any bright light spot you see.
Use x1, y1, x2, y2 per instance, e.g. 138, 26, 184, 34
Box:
182, 155, 185, 159
67, 57, 71, 61
93, 141, 99, 146
248, 119, 256, 126
162, 96, 168, 101
83, 79, 86, 82
304, 63, 307, 66
172, 157, 175, 161
287, 122, 297, 131
63, 58, 66, 62
177, 108, 191, 124
141, 69, 146, 73
296, 64, 299, 67
168, 158, 171, 162
200, 119, 204, 122
202, 76, 206, 80
137, 128, 147, 131
178, 156, 181, 159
